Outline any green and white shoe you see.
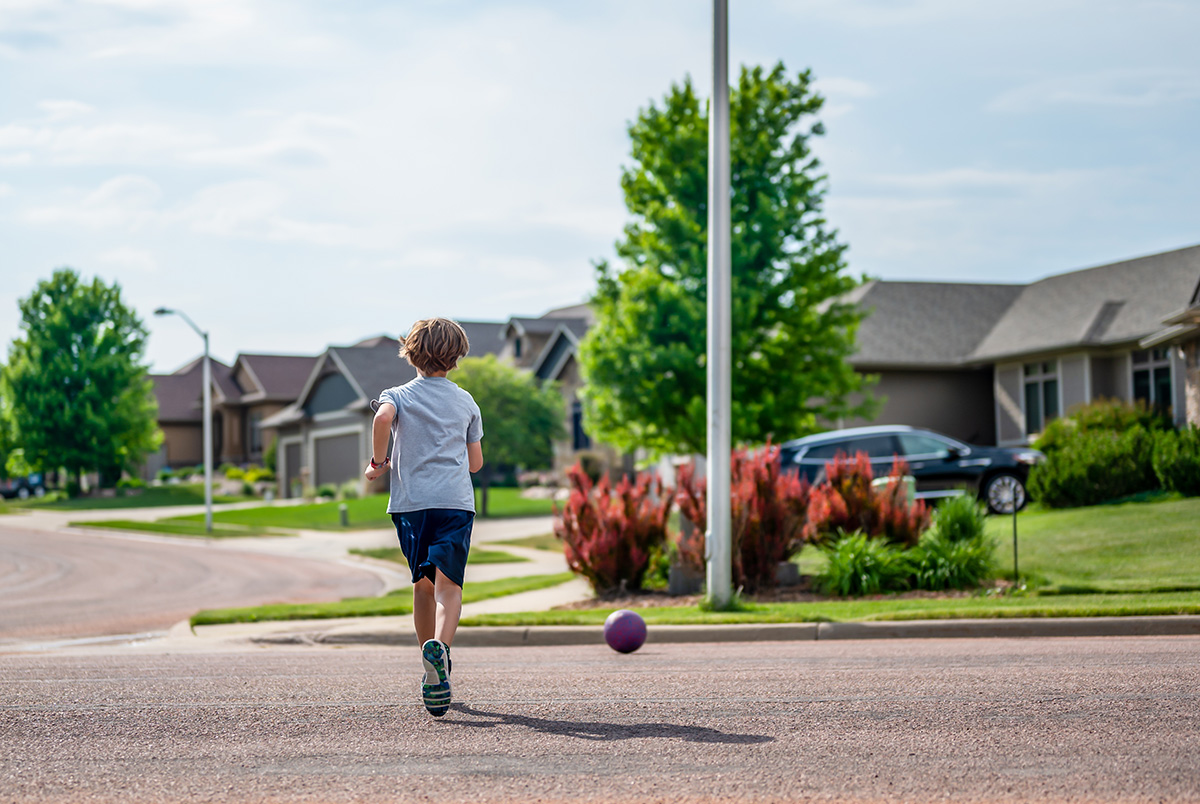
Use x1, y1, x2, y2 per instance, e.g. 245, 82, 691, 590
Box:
421, 639, 451, 717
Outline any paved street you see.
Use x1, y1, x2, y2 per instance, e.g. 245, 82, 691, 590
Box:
3, 637, 1199, 803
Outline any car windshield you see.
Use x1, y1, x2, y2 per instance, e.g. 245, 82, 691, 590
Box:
897, 433, 961, 458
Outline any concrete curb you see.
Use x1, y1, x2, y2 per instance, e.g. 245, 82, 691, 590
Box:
195, 615, 1200, 649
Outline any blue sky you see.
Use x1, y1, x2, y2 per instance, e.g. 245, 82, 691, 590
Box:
2, 0, 1198, 372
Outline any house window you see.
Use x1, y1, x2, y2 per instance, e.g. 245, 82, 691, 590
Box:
1023, 361, 1059, 435
571, 401, 591, 451
1132, 348, 1172, 413
514, 337, 522, 359
248, 411, 263, 454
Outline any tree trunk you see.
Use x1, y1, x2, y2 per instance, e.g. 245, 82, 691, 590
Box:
479, 463, 493, 518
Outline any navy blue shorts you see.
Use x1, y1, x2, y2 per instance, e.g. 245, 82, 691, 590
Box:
392, 509, 474, 588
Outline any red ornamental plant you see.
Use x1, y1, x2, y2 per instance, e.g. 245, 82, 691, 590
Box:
805, 452, 930, 546
554, 463, 672, 596
674, 443, 812, 593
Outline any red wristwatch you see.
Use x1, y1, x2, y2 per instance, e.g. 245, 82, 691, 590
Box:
369, 456, 390, 469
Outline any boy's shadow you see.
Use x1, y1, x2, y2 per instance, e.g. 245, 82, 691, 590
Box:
450, 703, 774, 744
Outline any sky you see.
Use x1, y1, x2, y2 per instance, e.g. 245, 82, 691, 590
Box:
2, 0, 1199, 373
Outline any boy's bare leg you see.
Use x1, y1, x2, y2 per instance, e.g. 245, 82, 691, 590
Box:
433, 568, 463, 646
412, 577, 436, 644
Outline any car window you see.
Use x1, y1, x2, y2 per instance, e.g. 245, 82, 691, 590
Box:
897, 434, 953, 458
846, 435, 900, 459
801, 442, 842, 461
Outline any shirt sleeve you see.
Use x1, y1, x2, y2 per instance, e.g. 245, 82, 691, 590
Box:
467, 401, 483, 444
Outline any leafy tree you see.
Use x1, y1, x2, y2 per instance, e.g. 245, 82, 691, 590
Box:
452, 355, 566, 516
2, 268, 161, 493
579, 62, 873, 457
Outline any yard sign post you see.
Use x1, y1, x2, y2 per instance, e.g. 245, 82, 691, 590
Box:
706, 0, 733, 609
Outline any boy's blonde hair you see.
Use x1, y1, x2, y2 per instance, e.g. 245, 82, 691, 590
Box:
400, 317, 470, 374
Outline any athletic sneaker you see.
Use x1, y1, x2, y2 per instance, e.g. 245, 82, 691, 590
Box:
421, 639, 451, 717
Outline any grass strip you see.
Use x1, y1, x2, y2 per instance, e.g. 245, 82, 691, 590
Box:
494, 533, 562, 552
349, 546, 529, 565
70, 519, 291, 538
190, 571, 575, 627
460, 590, 1200, 627
15, 484, 253, 510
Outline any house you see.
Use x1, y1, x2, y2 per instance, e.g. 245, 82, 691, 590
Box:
1142, 282, 1200, 427
263, 323, 507, 498
846, 244, 1198, 445
146, 352, 318, 479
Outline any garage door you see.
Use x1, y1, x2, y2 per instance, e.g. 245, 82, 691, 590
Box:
315, 432, 360, 487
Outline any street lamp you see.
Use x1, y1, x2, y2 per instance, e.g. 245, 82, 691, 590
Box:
155, 307, 213, 534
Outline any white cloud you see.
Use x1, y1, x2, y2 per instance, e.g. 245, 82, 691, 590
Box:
25, 174, 162, 229
815, 76, 877, 100
37, 99, 95, 121
0, 118, 211, 165
988, 69, 1200, 113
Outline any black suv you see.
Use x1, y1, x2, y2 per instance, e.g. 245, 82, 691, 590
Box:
779, 426, 1045, 513
0, 473, 46, 501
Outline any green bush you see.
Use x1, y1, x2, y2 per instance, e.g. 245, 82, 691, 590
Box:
1034, 398, 1171, 456
263, 435, 278, 474
116, 477, 145, 491
931, 494, 986, 542
1029, 425, 1158, 507
316, 483, 338, 499
1153, 427, 1200, 496
224, 465, 245, 480
816, 530, 912, 597
339, 480, 361, 500
243, 465, 275, 484
911, 531, 996, 591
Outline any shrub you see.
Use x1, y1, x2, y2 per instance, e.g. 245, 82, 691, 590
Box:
806, 452, 931, 546
911, 530, 997, 591
339, 479, 361, 500
263, 435, 278, 474
1153, 427, 1200, 496
316, 483, 338, 499
1029, 425, 1158, 507
244, 465, 275, 484
116, 477, 145, 490
816, 530, 912, 597
1034, 398, 1171, 456
156, 468, 173, 482
673, 443, 813, 593
554, 464, 672, 595
931, 493, 987, 543
224, 465, 245, 480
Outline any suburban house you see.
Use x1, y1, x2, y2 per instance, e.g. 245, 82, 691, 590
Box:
262, 323, 506, 498
498, 304, 633, 476
146, 353, 318, 479
1142, 280, 1200, 427
846, 244, 1198, 445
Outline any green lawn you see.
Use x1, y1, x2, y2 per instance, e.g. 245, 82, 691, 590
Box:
11, 484, 253, 510
980, 494, 1200, 592
348, 546, 528, 565
166, 488, 554, 531
70, 519, 291, 538
462, 590, 1200, 627
191, 572, 574, 626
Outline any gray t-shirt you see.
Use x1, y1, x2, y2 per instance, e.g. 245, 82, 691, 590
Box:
379, 376, 483, 514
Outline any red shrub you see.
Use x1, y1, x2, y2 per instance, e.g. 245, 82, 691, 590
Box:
805, 452, 930, 546
674, 443, 812, 593
554, 463, 672, 595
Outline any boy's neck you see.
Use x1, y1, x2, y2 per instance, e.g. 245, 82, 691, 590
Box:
418, 370, 449, 378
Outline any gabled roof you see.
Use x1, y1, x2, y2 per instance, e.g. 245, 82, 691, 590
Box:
850, 281, 1022, 368
151, 357, 232, 423
970, 244, 1200, 361
232, 353, 320, 402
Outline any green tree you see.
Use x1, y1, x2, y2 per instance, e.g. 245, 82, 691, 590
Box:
579, 63, 873, 457
2, 268, 161, 493
451, 355, 566, 516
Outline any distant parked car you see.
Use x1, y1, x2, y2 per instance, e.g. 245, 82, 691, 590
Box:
0, 473, 47, 500
778, 426, 1045, 513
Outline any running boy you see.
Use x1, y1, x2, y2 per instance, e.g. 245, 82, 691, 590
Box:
364, 318, 483, 717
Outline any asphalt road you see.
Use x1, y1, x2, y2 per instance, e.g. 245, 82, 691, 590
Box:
0, 522, 382, 644
3, 636, 1198, 803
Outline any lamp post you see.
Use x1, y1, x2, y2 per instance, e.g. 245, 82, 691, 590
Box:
705, 0, 733, 609
155, 307, 213, 534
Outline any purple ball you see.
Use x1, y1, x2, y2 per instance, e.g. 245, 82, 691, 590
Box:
604, 609, 647, 653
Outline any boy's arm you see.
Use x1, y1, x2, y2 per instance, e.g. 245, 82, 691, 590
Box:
467, 441, 483, 473
364, 402, 395, 481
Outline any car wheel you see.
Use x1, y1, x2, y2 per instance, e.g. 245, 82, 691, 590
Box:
34, 486, 45, 498
17, 487, 29, 500
983, 472, 1026, 514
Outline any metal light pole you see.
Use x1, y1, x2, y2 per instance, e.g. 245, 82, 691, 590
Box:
705, 0, 733, 609
156, 307, 213, 534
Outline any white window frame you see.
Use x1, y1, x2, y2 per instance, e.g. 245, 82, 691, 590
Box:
1022, 358, 1061, 436
1130, 347, 1172, 410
